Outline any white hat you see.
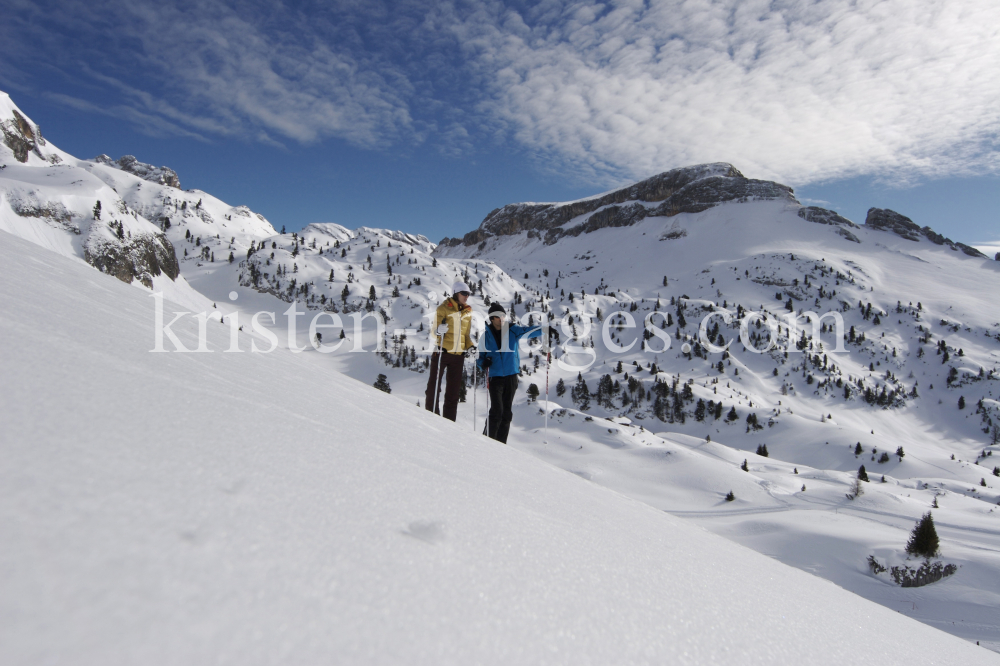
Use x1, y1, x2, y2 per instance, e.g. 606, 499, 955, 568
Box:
452, 280, 470, 294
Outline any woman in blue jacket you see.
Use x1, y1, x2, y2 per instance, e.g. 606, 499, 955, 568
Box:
476, 303, 542, 444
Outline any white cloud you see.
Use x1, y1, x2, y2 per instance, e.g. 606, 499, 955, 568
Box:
41, 92, 212, 142
3, 0, 998, 188
1, 0, 420, 149
448, 0, 1000, 186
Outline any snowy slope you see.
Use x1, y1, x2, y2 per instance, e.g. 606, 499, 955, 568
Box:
3, 228, 999, 664
5, 84, 1000, 653
428, 180, 1000, 647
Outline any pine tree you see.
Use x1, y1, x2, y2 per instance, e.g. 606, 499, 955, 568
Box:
905, 512, 939, 558
527, 384, 540, 402
858, 465, 869, 482
725, 491, 735, 502
741, 459, 749, 472
896, 445, 905, 461
92, 200, 102, 220
572, 374, 590, 410
555, 378, 566, 397
756, 444, 769, 457
958, 396, 966, 409
726, 406, 738, 422
854, 442, 863, 456
373, 374, 391, 394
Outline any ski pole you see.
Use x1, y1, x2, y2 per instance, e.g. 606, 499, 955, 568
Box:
544, 349, 551, 443
432, 349, 446, 415
473, 355, 477, 433
483, 367, 490, 436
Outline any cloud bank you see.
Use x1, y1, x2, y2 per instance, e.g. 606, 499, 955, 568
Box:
2, 0, 998, 187
449, 0, 1000, 185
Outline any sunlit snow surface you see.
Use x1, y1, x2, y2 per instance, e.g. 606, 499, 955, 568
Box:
3, 229, 999, 664
4, 90, 1000, 658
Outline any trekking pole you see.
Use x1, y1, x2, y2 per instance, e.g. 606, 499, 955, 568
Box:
432, 349, 446, 415
544, 349, 551, 443
483, 367, 490, 436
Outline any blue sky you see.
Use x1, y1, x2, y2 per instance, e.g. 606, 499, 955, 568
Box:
2, 0, 998, 246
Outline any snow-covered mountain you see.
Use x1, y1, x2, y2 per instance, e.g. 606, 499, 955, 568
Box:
0, 93, 207, 308
4, 88, 1000, 653
5, 227, 999, 665
432, 164, 1000, 647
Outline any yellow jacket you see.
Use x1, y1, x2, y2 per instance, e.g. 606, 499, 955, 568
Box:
435, 297, 473, 354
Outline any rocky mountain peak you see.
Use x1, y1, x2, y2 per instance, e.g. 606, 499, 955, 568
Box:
438, 163, 797, 249
95, 154, 181, 189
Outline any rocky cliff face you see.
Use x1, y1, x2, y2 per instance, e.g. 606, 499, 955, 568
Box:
95, 154, 181, 189
1, 108, 51, 164
865, 208, 986, 258
84, 232, 180, 288
439, 163, 797, 248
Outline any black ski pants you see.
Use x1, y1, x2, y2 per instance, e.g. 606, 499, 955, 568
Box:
425, 350, 464, 422
487, 374, 518, 444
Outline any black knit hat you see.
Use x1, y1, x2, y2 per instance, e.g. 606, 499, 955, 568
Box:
488, 303, 506, 316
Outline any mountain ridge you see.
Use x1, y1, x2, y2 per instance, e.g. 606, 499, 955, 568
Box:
438, 164, 990, 260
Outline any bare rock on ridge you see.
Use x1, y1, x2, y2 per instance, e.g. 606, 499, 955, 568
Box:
96, 154, 181, 189
866, 208, 986, 258
440, 163, 797, 248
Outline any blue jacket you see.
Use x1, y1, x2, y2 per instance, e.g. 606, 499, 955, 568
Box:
477, 324, 542, 377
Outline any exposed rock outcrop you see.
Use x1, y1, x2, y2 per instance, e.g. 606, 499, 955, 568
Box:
439, 163, 797, 248
95, 154, 181, 189
797, 206, 857, 228
865, 208, 986, 258
797, 207, 860, 242
84, 233, 181, 288
1, 109, 46, 163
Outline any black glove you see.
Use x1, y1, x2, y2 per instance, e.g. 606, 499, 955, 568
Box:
481, 357, 492, 369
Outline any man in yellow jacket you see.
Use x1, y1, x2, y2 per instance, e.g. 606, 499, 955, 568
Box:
425, 281, 474, 421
